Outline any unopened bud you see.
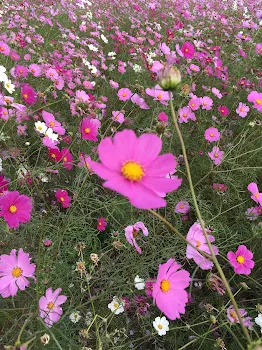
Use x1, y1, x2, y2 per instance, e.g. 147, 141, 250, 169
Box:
159, 64, 181, 91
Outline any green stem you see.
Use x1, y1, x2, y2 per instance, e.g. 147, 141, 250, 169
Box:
169, 91, 251, 345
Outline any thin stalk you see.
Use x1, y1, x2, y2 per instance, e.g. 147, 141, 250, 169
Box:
169, 91, 251, 345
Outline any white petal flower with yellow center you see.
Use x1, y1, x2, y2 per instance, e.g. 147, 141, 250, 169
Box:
153, 316, 169, 336
35, 121, 48, 134
4, 80, 15, 94
69, 311, 81, 323
108, 296, 125, 315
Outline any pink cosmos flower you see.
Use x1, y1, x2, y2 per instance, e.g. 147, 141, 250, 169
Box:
247, 91, 262, 112
54, 78, 64, 90
145, 84, 170, 105
247, 182, 262, 205
125, 221, 148, 254
55, 189, 71, 208
212, 183, 228, 193
0, 41, 10, 56
188, 97, 201, 111
117, 88, 132, 101
175, 200, 190, 214
0, 191, 32, 229
76, 90, 89, 103
227, 305, 254, 329
236, 102, 249, 118
227, 245, 254, 275
186, 222, 218, 270
204, 127, 220, 142
189, 64, 200, 72
42, 111, 65, 135
78, 153, 92, 171
208, 146, 224, 165
61, 148, 73, 171
211, 87, 222, 99
201, 96, 213, 110
0, 248, 36, 298
21, 84, 37, 105
80, 117, 101, 142
0, 107, 9, 121
45, 68, 58, 81
152, 258, 191, 320
181, 42, 195, 59
29, 64, 41, 77
109, 80, 119, 89
178, 106, 196, 123
39, 288, 67, 327
217, 105, 229, 117
48, 148, 62, 162
131, 93, 149, 109
112, 111, 125, 124
15, 65, 28, 78
97, 217, 107, 231
10, 50, 20, 61
256, 43, 262, 55
89, 129, 182, 209
0, 175, 9, 194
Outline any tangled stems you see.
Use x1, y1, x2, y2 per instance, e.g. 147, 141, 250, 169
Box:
169, 91, 252, 345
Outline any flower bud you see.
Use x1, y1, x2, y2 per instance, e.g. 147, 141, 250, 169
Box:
159, 64, 181, 91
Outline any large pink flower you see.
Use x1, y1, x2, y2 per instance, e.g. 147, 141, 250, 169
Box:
39, 288, 67, 327
125, 221, 148, 254
227, 245, 255, 275
42, 110, 65, 135
89, 129, 182, 209
152, 258, 191, 320
0, 191, 33, 229
186, 223, 218, 270
247, 91, 262, 112
0, 248, 36, 298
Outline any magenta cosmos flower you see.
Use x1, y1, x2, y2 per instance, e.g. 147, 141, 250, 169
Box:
217, 105, 229, 117
186, 222, 218, 270
181, 42, 195, 59
42, 110, 65, 135
55, 189, 71, 208
227, 305, 254, 329
247, 182, 262, 205
0, 248, 36, 298
79, 117, 101, 141
125, 221, 148, 254
97, 217, 107, 231
39, 288, 67, 327
21, 84, 37, 105
152, 258, 191, 320
117, 88, 132, 101
175, 200, 190, 214
204, 127, 220, 142
227, 245, 255, 275
256, 43, 262, 55
89, 129, 182, 209
61, 148, 73, 170
236, 102, 249, 118
0, 191, 33, 229
208, 146, 224, 165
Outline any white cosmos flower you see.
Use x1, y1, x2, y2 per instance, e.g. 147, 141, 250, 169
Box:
4, 80, 15, 94
134, 275, 145, 290
133, 64, 142, 73
108, 296, 125, 315
101, 34, 108, 43
255, 314, 262, 333
69, 311, 82, 323
153, 316, 169, 336
88, 44, 98, 52
45, 128, 58, 141
0, 65, 8, 82
35, 121, 48, 134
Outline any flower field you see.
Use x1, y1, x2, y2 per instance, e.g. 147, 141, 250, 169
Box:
0, 0, 262, 349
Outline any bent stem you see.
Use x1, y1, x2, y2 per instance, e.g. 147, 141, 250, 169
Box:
169, 91, 252, 345
148, 209, 212, 259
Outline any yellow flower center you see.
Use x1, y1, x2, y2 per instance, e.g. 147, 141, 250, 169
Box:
183, 114, 187, 117
196, 240, 201, 247
47, 302, 55, 310
9, 205, 17, 213
158, 324, 163, 329
121, 161, 144, 181
51, 153, 56, 158
3, 111, 7, 115
236, 255, 245, 264
256, 99, 262, 105
0, 46, 4, 51
157, 94, 163, 99
113, 303, 119, 309
191, 103, 195, 107
12, 267, 23, 277
160, 279, 171, 293
179, 205, 184, 209
49, 121, 55, 127
214, 153, 219, 158
63, 157, 67, 162
84, 128, 90, 134
203, 102, 207, 106
255, 193, 259, 198
240, 107, 244, 112
122, 93, 126, 97
185, 48, 189, 52
60, 197, 65, 202
23, 93, 28, 99
31, 69, 35, 73
19, 69, 23, 74
210, 133, 214, 137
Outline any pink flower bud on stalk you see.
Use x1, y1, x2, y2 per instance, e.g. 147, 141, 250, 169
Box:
159, 64, 181, 91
